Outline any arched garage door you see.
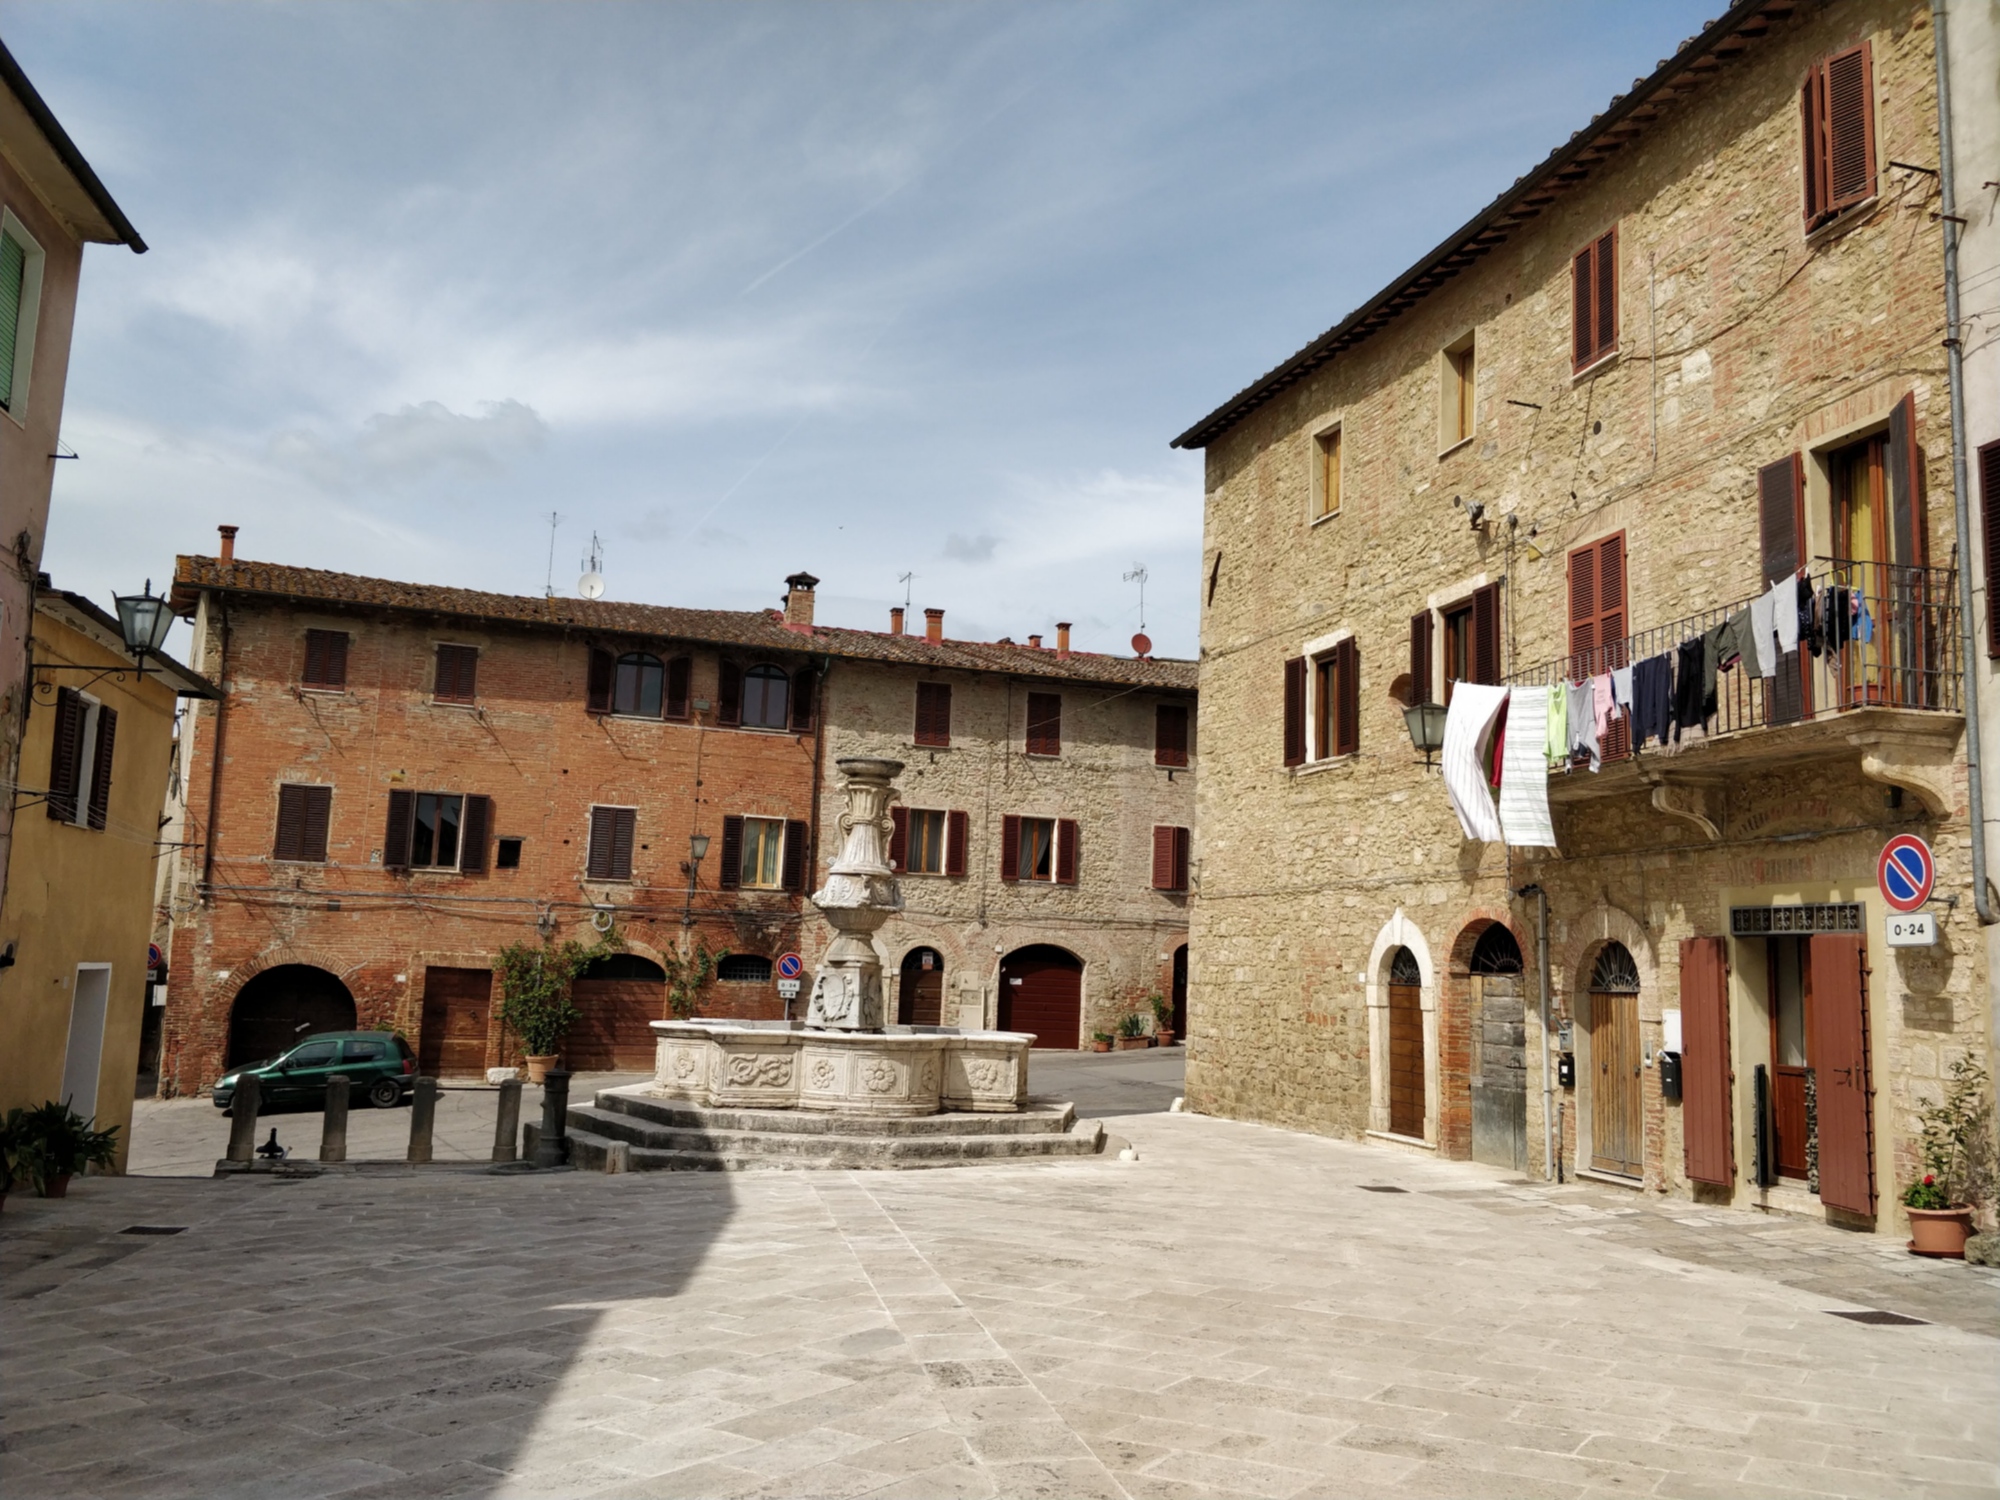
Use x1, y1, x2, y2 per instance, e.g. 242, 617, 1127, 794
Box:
998, 945, 1082, 1050
567, 954, 667, 1071
227, 965, 356, 1067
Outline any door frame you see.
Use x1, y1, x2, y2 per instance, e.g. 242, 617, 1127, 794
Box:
1365, 914, 1437, 1147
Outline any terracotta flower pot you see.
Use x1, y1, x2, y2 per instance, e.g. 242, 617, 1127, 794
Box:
41, 1173, 72, 1200
525, 1055, 558, 1085
1155, 1030, 1176, 1047
1907, 1205, 1976, 1258
1115, 1036, 1148, 1051
1092, 1041, 1112, 1053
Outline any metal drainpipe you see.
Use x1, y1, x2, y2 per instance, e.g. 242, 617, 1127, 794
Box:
199, 597, 231, 899
1518, 882, 1555, 1182
1932, 0, 1995, 924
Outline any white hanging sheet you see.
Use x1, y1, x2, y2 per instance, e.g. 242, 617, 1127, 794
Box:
1441, 683, 1508, 843
1498, 685, 1557, 849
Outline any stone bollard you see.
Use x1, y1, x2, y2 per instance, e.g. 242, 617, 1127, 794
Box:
407, 1076, 439, 1164
225, 1072, 262, 1162
532, 1069, 571, 1168
491, 1078, 522, 1163
320, 1074, 350, 1163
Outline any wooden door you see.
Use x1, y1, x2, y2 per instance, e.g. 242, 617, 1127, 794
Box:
998, 949, 1081, 1049
1171, 945, 1188, 1036
1387, 981, 1423, 1138
1809, 934, 1875, 1216
419, 968, 492, 1077
566, 980, 667, 1071
899, 950, 943, 1027
1590, 992, 1643, 1176
1767, 937, 1811, 1179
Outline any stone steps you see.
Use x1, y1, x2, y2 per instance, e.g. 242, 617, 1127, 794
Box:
591, 1084, 1075, 1137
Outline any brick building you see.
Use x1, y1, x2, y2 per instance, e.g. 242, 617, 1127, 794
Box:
1176, 0, 1990, 1237
159, 542, 1194, 1094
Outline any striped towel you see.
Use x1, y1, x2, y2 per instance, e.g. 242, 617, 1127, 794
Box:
1442, 683, 1508, 843
1498, 686, 1557, 849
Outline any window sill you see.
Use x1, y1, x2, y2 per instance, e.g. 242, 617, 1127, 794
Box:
1571, 349, 1620, 383
300, 685, 348, 697
1805, 195, 1878, 249
1310, 508, 1341, 529
430, 699, 478, 711
1437, 435, 1474, 461
1154, 758, 1190, 770
1023, 751, 1062, 760
1292, 754, 1358, 778
911, 740, 954, 752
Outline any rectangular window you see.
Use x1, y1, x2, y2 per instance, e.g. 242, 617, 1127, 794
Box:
1025, 692, 1061, 756
0, 212, 47, 417
1314, 426, 1342, 520
1154, 703, 1189, 767
302, 629, 349, 691
495, 836, 524, 870
411, 793, 464, 869
586, 805, 637, 881
1311, 637, 1360, 760
1151, 826, 1191, 892
1571, 227, 1618, 371
1566, 533, 1628, 675
914, 682, 952, 747
273, 784, 332, 863
45, 688, 115, 831
1441, 335, 1475, 449
906, 809, 947, 874
997, 815, 1076, 885
738, 815, 786, 889
1017, 816, 1055, 881
1802, 42, 1876, 230
1441, 583, 1501, 703
434, 643, 479, 704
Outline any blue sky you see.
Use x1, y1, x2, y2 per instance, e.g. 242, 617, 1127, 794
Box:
6, 1, 1715, 661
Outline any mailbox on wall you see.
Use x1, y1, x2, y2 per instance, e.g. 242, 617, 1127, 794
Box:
1557, 1052, 1576, 1090
1658, 1050, 1683, 1101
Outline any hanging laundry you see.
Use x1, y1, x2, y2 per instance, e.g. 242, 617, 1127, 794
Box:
1748, 582, 1783, 677
1633, 652, 1674, 748
1855, 594, 1875, 643
1674, 636, 1708, 742
1498, 686, 1557, 849
1566, 679, 1597, 771
1441, 684, 1508, 843
1486, 700, 1508, 790
1799, 575, 1820, 657
1713, 610, 1751, 677
1546, 683, 1568, 769
1592, 673, 1616, 759
1612, 664, 1634, 715
1822, 585, 1851, 651
1775, 578, 1802, 656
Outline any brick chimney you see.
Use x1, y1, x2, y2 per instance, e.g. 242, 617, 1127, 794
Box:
890, 606, 905, 636
1056, 621, 1072, 659
924, 608, 944, 645
217, 524, 239, 563
1027, 634, 1043, 650
783, 571, 819, 629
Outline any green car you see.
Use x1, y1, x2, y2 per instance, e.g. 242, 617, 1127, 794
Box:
214, 1031, 416, 1114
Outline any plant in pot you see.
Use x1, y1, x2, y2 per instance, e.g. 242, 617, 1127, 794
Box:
661, 937, 717, 1020
1902, 1055, 1993, 1258
1091, 1031, 1114, 1054
1115, 1012, 1149, 1051
494, 935, 597, 1083
1149, 992, 1175, 1047
9, 1101, 119, 1198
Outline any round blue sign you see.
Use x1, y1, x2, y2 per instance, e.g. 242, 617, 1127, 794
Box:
1878, 835, 1934, 914
776, 952, 804, 980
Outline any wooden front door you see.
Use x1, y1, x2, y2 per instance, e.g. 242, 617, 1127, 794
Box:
419, 968, 492, 1077
1387, 981, 1423, 1138
567, 980, 667, 1071
998, 948, 1081, 1049
899, 950, 943, 1027
1171, 945, 1188, 1036
1590, 991, 1643, 1177
1809, 934, 1875, 1216
1767, 937, 1811, 1179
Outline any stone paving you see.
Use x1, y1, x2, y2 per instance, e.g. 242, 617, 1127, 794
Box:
4, 1101, 1995, 1499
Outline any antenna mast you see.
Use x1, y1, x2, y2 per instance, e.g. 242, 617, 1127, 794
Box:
1123, 563, 1149, 630
544, 512, 564, 598
898, 571, 915, 612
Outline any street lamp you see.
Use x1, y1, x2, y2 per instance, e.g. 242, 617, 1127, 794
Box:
1403, 700, 1448, 770
114, 579, 174, 668
682, 832, 711, 927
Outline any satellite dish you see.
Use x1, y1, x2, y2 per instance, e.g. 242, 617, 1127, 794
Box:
1131, 632, 1152, 658
578, 572, 605, 599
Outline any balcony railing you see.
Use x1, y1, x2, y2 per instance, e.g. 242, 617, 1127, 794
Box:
1505, 560, 1960, 765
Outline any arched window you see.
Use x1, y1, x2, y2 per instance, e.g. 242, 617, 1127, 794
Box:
1389, 946, 1422, 986
1589, 942, 1640, 992
717, 953, 772, 983
742, 665, 790, 729
613, 653, 664, 717
1469, 924, 1524, 975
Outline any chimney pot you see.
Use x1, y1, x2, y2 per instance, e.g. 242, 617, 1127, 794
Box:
924, 607, 944, 645
889, 606, 905, 636
1056, 621, 1072, 659
218, 525, 239, 563
782, 570, 819, 629
1028, 634, 1043, 650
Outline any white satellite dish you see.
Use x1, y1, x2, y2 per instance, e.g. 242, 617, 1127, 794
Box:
578, 572, 605, 599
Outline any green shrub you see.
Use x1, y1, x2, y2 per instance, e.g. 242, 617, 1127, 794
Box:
5, 1101, 119, 1195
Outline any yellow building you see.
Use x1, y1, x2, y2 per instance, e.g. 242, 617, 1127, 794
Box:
1, 583, 212, 1170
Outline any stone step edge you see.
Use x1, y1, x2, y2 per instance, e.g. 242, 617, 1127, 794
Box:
591, 1086, 1077, 1137
568, 1105, 1107, 1158
565, 1117, 1107, 1173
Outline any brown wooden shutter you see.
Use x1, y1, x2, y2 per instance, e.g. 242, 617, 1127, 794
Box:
664, 656, 691, 719
1151, 826, 1175, 890
1026, 692, 1061, 756
888, 806, 909, 871
84, 706, 116, 831
1887, 391, 1926, 568
789, 666, 816, 733
1055, 819, 1079, 885
718, 815, 743, 889
1567, 534, 1626, 676
1282, 656, 1306, 766
1408, 612, 1433, 705
46, 686, 84, 821
301, 785, 331, 862
945, 810, 969, 877
1471, 583, 1501, 685
303, 629, 348, 689
1571, 242, 1595, 369
1593, 227, 1617, 357
1333, 637, 1360, 757
383, 788, 415, 869
1757, 454, 1803, 588
1981, 440, 2000, 658
915, 682, 951, 747
999, 814, 1021, 882
717, 660, 741, 726
1173, 826, 1191, 892
586, 648, 614, 714
612, 809, 636, 880
586, 806, 615, 879
1804, 44, 1877, 228
1154, 703, 1189, 767
781, 819, 809, 892
1571, 230, 1617, 370
1679, 936, 1734, 1188
1567, 543, 1598, 666
1809, 933, 1875, 1216
435, 644, 478, 703
274, 784, 308, 861
459, 794, 490, 873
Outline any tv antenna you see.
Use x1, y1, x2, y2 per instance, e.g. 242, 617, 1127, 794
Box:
897, 571, 915, 612
543, 512, 564, 597
1123, 563, 1149, 629
578, 532, 605, 599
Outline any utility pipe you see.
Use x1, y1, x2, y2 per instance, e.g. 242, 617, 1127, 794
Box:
1932, 0, 1995, 925
1518, 882, 1556, 1183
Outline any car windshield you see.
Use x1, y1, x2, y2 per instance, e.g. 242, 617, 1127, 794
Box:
284, 1042, 340, 1067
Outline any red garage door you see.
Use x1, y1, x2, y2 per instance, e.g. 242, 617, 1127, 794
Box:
566, 955, 668, 1072
999, 945, 1082, 1050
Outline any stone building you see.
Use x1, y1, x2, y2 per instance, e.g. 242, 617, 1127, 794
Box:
159, 542, 1194, 1093
1175, 0, 1990, 1237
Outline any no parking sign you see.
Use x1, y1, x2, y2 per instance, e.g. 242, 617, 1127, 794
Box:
1877, 835, 1934, 914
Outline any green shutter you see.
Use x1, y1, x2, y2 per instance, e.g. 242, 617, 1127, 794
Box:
0, 231, 25, 410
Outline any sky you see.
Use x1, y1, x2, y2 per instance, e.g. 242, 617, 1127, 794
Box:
5, 0, 1717, 662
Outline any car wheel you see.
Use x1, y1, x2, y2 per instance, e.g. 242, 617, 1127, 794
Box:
367, 1078, 404, 1109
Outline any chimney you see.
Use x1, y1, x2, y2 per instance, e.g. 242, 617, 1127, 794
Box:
890, 606, 905, 636
783, 571, 819, 629
924, 607, 944, 645
1056, 621, 1072, 659
1027, 634, 1043, 650
218, 524, 239, 563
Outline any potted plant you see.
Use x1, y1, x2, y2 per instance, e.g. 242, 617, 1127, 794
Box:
1091, 1031, 1114, 1054
494, 936, 596, 1083
1902, 1056, 1992, 1258
1149, 992, 1175, 1047
9, 1101, 120, 1198
1115, 1013, 1149, 1051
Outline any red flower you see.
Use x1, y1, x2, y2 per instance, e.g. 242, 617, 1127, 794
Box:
1923, 1174, 1935, 1185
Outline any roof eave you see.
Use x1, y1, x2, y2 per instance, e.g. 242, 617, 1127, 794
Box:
0, 38, 146, 252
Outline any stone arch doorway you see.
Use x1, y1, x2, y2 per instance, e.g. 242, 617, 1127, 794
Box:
998, 945, 1082, 1049
1443, 919, 1527, 1166
226, 965, 356, 1067
568, 953, 668, 1072
899, 947, 945, 1026
1585, 941, 1643, 1178
1386, 947, 1425, 1138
